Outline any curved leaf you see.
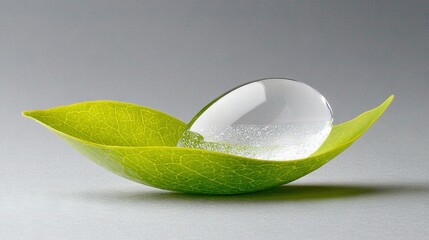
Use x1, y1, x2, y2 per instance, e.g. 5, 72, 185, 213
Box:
23, 96, 394, 194
23, 100, 186, 147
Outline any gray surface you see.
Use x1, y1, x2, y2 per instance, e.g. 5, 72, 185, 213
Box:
1, 0, 428, 239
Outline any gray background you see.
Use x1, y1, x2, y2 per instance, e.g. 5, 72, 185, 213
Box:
1, 0, 428, 239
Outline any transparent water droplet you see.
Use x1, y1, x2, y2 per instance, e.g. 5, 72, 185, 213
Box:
177, 78, 333, 160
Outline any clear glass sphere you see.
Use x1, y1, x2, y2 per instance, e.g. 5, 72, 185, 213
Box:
177, 78, 333, 160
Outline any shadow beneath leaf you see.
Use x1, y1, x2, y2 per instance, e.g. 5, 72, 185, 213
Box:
74, 183, 429, 204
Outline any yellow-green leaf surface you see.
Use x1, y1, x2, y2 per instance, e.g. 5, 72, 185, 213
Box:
23, 96, 394, 194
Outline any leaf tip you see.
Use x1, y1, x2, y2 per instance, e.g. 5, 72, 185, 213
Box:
383, 95, 395, 109
22, 110, 38, 119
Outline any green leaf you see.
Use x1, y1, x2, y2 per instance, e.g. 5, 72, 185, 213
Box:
23, 96, 394, 194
